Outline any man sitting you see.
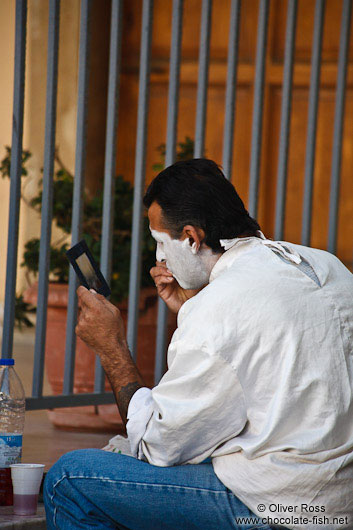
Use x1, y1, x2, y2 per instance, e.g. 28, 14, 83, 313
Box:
44, 159, 353, 530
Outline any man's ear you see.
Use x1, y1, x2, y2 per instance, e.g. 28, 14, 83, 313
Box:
182, 225, 205, 252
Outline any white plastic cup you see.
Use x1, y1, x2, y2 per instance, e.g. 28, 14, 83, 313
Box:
10, 464, 45, 515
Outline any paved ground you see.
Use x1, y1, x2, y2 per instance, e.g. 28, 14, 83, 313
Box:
0, 505, 46, 529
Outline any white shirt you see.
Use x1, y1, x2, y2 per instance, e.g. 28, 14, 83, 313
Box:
126, 236, 353, 530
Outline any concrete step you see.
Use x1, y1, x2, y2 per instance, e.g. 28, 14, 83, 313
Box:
0, 505, 46, 529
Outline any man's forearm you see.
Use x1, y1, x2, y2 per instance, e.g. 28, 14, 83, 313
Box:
74, 287, 146, 425
99, 342, 146, 425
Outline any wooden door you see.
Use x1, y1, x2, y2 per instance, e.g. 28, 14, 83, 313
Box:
113, 0, 352, 269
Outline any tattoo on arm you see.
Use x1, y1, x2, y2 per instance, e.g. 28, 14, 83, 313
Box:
116, 381, 143, 425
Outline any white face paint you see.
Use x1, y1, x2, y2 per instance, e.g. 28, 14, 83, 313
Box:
150, 228, 220, 289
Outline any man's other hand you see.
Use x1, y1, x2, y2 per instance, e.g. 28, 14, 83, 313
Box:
75, 286, 127, 358
150, 261, 202, 314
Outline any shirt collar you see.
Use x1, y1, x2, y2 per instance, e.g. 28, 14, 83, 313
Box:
209, 231, 302, 283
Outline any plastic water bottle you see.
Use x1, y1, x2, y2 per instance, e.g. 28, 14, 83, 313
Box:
0, 359, 25, 506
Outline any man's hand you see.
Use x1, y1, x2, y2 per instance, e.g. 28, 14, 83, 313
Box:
76, 286, 145, 425
76, 286, 126, 355
150, 261, 202, 313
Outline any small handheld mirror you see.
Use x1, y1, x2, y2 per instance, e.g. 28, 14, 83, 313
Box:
66, 240, 111, 297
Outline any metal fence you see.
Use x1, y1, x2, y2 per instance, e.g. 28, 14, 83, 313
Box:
1, 0, 352, 410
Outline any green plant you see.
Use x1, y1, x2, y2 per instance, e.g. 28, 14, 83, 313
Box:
14, 294, 36, 330
0, 146, 31, 178
1, 149, 156, 302
152, 136, 194, 172
1, 138, 194, 327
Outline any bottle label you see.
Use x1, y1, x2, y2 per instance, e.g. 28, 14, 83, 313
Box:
0, 434, 23, 467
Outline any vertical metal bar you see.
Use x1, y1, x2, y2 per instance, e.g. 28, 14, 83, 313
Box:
248, 0, 270, 217
127, 0, 154, 360
31, 0, 60, 396
94, 0, 123, 393
327, 0, 352, 254
1, 0, 27, 359
194, 0, 212, 158
301, 0, 326, 246
222, 0, 241, 180
154, 0, 184, 385
63, 0, 92, 394
165, 0, 183, 169
274, 0, 298, 240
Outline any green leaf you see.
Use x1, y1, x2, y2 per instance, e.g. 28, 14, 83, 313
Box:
0, 146, 32, 179
14, 294, 36, 330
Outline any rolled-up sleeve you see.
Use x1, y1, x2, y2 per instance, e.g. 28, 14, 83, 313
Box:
127, 387, 153, 460
127, 337, 247, 467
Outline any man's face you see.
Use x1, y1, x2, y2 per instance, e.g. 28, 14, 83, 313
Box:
147, 201, 220, 289
147, 201, 174, 260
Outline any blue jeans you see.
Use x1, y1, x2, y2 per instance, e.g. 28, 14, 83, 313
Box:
44, 449, 273, 530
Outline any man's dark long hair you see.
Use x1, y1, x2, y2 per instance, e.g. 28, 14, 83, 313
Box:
143, 158, 261, 252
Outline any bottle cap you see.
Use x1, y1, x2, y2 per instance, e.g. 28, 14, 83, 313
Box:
0, 359, 15, 365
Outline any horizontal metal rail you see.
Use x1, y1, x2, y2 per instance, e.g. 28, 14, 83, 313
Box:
26, 392, 116, 411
